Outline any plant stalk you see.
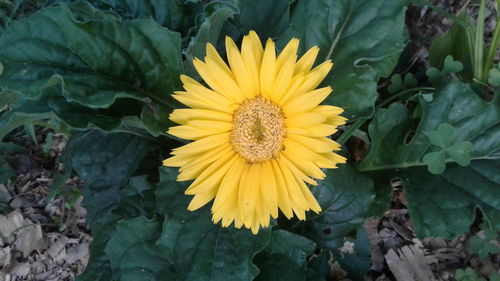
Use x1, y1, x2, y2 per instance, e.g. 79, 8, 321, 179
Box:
482, 2, 500, 81
474, 0, 486, 80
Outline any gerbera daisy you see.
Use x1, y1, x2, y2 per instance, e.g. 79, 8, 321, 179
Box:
163, 31, 346, 234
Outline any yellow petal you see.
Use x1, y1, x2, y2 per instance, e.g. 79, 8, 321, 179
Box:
276, 38, 299, 70
185, 151, 238, 194
168, 120, 232, 140
283, 87, 332, 115
238, 163, 261, 222
172, 93, 232, 113
292, 60, 333, 97
193, 58, 244, 102
277, 158, 310, 211
188, 189, 217, 211
226, 36, 256, 98
260, 39, 276, 99
287, 124, 338, 137
205, 43, 233, 77
294, 46, 319, 74
313, 105, 344, 117
270, 160, 293, 219
271, 56, 295, 102
170, 132, 229, 156
177, 145, 232, 181
261, 161, 279, 219
241, 31, 263, 95
170, 109, 232, 124
286, 112, 327, 127
288, 134, 340, 153
212, 157, 246, 214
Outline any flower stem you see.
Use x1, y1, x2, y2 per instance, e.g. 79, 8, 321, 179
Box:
482, 2, 500, 81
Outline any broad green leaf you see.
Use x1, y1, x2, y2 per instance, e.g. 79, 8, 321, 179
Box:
403, 160, 500, 238
105, 216, 169, 281
0, 4, 182, 134
359, 81, 499, 172
252, 225, 319, 281
79, 175, 158, 280
76, 214, 118, 281
155, 166, 189, 215
64, 131, 155, 190
114, 176, 156, 219
89, 0, 202, 33
234, 0, 293, 39
331, 227, 371, 281
157, 208, 271, 281
262, 230, 315, 267
358, 81, 499, 238
155, 166, 271, 281
488, 64, 500, 86
0, 111, 59, 140
429, 13, 473, 78
254, 253, 307, 281
304, 164, 375, 249
281, 0, 407, 118
183, 2, 236, 77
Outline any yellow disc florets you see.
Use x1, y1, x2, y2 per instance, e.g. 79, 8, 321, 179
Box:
231, 96, 285, 163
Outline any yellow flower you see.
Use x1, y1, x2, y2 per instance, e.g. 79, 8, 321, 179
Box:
163, 31, 347, 234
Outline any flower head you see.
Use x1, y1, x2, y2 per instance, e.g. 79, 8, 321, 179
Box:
164, 31, 347, 234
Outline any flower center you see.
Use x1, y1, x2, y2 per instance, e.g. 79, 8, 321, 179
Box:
231, 96, 285, 163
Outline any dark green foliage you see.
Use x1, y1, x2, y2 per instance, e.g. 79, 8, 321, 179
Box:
1, 1, 498, 280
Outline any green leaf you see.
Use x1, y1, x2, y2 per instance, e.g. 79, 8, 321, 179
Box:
155, 166, 189, 215
155, 166, 271, 281
105, 216, 169, 281
76, 214, 118, 281
235, 0, 293, 39
0, 111, 60, 141
442, 55, 464, 74
447, 141, 473, 166
359, 81, 500, 238
422, 150, 446, 174
403, 73, 418, 88
183, 2, 236, 77
263, 230, 315, 267
304, 164, 375, 249
90, 0, 202, 33
427, 123, 455, 148
359, 81, 499, 172
403, 160, 500, 238
254, 253, 307, 281
64, 131, 155, 190
388, 74, 404, 94
331, 226, 371, 281
114, 176, 156, 219
0, 4, 182, 134
429, 12, 473, 77
469, 233, 500, 258
281, 0, 407, 118
426, 66, 442, 83
488, 64, 500, 86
